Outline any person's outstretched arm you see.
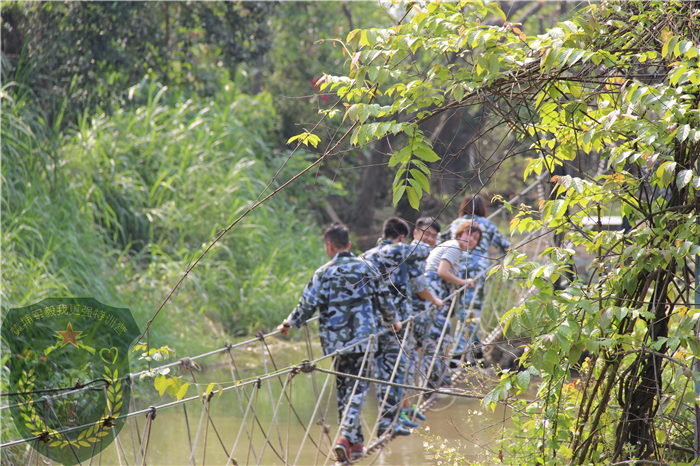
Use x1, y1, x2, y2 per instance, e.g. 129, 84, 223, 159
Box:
437, 259, 474, 288
278, 271, 325, 335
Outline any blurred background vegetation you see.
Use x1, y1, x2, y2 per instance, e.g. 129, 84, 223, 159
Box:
1, 1, 571, 354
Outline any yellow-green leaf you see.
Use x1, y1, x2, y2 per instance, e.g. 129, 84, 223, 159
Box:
410, 169, 431, 193
406, 186, 420, 210
176, 383, 190, 401
392, 185, 406, 206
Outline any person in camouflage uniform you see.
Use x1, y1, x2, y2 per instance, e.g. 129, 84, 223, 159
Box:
438, 195, 511, 357
361, 217, 443, 436
402, 217, 441, 421
278, 223, 400, 463
405, 217, 441, 384
422, 221, 481, 389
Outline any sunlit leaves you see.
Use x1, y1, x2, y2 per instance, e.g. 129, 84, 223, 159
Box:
656, 161, 677, 187
389, 131, 436, 209
286, 132, 321, 148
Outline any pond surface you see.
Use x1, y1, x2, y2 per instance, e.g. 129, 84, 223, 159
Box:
22, 341, 514, 465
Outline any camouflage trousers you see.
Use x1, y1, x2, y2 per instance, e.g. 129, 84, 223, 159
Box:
406, 296, 430, 384
420, 271, 454, 388
336, 352, 372, 445
454, 281, 483, 356
374, 330, 408, 424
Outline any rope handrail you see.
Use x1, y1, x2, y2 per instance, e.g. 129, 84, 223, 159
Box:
1, 179, 553, 454
0, 316, 322, 408
0, 300, 493, 451
0, 223, 549, 412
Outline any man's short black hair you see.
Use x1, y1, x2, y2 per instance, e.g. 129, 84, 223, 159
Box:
323, 222, 350, 249
382, 217, 410, 239
415, 216, 441, 233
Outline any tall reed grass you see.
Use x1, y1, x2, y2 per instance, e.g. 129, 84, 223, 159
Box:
2, 70, 326, 356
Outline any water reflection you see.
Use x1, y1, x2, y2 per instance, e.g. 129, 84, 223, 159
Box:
33, 342, 512, 465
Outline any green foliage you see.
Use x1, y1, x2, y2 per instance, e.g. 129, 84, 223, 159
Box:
312, 0, 700, 463
2, 71, 326, 355
2, 2, 274, 111
257, 2, 389, 139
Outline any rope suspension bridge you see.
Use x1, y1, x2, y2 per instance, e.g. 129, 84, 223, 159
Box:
2, 177, 560, 466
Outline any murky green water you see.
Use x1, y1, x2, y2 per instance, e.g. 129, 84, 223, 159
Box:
13, 341, 511, 465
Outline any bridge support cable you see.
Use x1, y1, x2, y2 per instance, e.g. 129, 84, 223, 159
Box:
245, 381, 261, 466
203, 394, 230, 465
134, 408, 156, 466
415, 293, 461, 413
292, 367, 333, 465
258, 372, 292, 465
225, 347, 259, 463
258, 338, 286, 460
128, 394, 142, 462
258, 333, 322, 452
113, 425, 129, 466
187, 395, 210, 466
226, 379, 260, 466
303, 323, 321, 412
314, 357, 338, 466
223, 352, 285, 463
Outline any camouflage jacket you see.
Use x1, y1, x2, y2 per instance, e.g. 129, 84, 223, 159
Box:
361, 238, 421, 321
287, 252, 397, 355
439, 215, 511, 274
407, 240, 432, 296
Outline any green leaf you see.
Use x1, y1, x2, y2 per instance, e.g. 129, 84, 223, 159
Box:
410, 169, 431, 193
176, 383, 190, 401
408, 179, 423, 199
568, 49, 586, 66
656, 161, 677, 186
569, 343, 584, 366
388, 153, 402, 168
346, 29, 361, 50
453, 84, 464, 102
413, 146, 440, 162
662, 36, 677, 57
678, 124, 690, 142
344, 104, 358, 122
154, 375, 169, 396
358, 104, 370, 123
287, 132, 321, 148
599, 308, 613, 330
516, 370, 531, 391
392, 185, 406, 206
406, 185, 420, 210
676, 169, 693, 189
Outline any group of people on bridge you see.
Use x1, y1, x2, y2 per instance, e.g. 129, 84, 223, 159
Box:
277, 194, 511, 464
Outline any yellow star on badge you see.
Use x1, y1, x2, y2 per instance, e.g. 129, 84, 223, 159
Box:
56, 323, 82, 348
